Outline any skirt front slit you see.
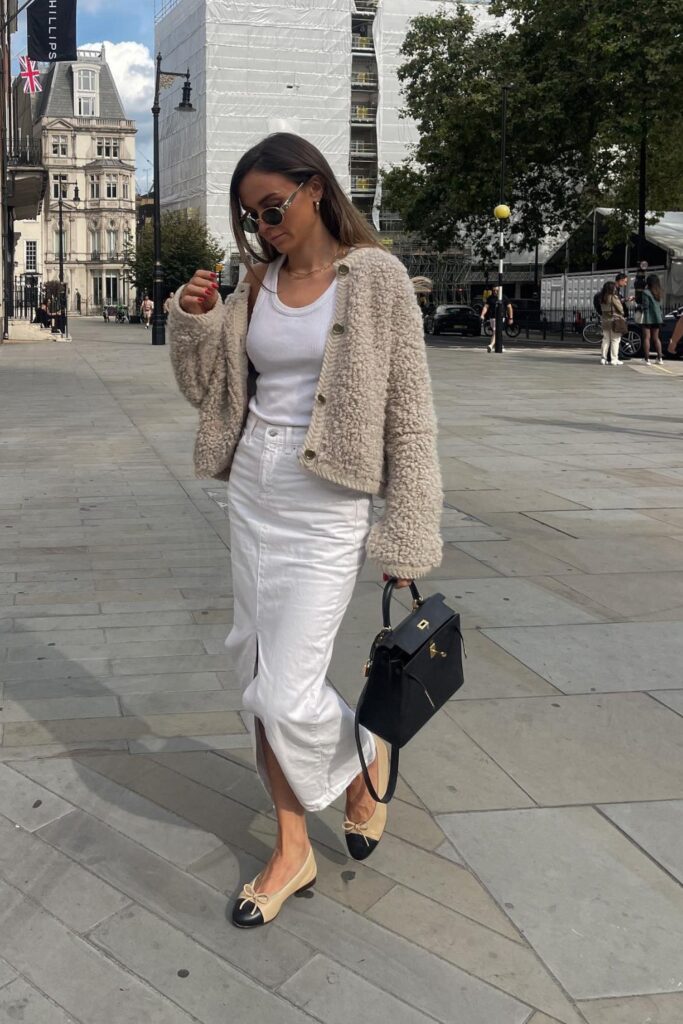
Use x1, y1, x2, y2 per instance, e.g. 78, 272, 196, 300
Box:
225, 412, 376, 812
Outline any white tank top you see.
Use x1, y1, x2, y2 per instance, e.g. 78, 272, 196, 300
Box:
246, 255, 337, 427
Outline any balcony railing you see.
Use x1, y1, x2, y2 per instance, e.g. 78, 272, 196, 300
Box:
351, 105, 377, 124
351, 33, 374, 52
354, 0, 379, 11
74, 117, 135, 130
350, 141, 377, 159
7, 139, 42, 166
351, 176, 377, 194
351, 72, 378, 89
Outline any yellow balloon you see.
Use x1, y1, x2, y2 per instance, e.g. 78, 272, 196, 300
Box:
494, 204, 511, 220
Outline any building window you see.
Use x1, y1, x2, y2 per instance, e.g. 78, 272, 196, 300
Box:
89, 229, 101, 258
92, 274, 103, 306
107, 229, 118, 256
122, 178, 129, 200
89, 174, 100, 199
52, 174, 67, 199
53, 228, 66, 258
105, 275, 118, 303
78, 69, 95, 92
79, 95, 95, 116
51, 135, 68, 157
97, 137, 120, 158
25, 240, 37, 271
105, 174, 117, 199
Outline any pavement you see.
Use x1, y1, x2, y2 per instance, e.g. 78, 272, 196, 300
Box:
1, 320, 682, 1024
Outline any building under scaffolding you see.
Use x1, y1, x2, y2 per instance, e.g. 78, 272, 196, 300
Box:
154, 0, 484, 287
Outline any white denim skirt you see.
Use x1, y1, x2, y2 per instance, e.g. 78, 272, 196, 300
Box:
224, 411, 376, 812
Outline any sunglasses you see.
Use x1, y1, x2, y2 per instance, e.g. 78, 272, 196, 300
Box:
240, 181, 306, 234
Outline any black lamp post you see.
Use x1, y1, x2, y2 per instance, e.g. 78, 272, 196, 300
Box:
493, 84, 513, 355
151, 52, 195, 346
57, 181, 80, 339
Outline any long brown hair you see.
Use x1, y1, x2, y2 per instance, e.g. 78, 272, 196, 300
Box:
600, 281, 617, 303
229, 133, 383, 281
646, 274, 661, 301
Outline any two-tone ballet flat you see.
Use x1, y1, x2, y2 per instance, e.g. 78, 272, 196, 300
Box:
343, 737, 389, 861
231, 847, 317, 929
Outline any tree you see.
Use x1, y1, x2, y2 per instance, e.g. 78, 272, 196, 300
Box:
125, 211, 225, 300
380, 0, 683, 258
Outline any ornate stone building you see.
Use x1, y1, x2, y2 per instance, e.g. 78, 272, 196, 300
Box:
14, 47, 137, 313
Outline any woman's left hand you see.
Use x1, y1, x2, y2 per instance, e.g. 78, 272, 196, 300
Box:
383, 573, 413, 589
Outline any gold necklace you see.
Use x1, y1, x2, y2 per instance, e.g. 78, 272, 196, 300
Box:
283, 246, 344, 279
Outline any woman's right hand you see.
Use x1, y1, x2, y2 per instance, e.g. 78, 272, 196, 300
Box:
179, 269, 220, 315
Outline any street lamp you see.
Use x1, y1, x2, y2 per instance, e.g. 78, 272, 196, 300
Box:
57, 181, 80, 340
151, 53, 195, 346
493, 84, 513, 355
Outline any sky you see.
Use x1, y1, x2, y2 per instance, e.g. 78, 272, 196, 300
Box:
13, 0, 157, 192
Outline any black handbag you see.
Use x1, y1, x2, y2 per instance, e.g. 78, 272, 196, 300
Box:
354, 579, 465, 804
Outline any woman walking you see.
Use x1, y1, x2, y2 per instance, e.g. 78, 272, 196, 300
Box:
641, 274, 664, 365
168, 133, 443, 929
599, 281, 624, 366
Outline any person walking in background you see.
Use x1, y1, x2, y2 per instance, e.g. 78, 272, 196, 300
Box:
641, 274, 664, 365
480, 288, 513, 352
163, 291, 175, 321
168, 132, 442, 931
614, 272, 633, 315
141, 295, 154, 329
75, 289, 82, 314
599, 281, 624, 366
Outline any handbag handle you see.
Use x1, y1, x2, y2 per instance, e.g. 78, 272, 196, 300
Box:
354, 702, 400, 804
382, 578, 423, 630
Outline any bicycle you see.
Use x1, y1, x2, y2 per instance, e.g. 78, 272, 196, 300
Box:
483, 318, 521, 339
582, 314, 642, 358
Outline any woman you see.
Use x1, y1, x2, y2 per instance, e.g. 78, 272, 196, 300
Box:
140, 295, 154, 329
599, 281, 624, 366
642, 274, 664, 365
168, 133, 442, 930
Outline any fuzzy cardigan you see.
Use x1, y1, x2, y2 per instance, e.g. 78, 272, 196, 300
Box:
168, 245, 443, 579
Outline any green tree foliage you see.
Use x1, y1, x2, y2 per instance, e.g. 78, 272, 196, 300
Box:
381, 0, 683, 258
125, 211, 225, 298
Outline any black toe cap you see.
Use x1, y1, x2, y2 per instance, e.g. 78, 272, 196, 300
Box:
231, 899, 265, 928
345, 834, 379, 861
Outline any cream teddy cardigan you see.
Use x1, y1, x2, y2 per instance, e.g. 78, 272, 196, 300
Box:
168, 244, 443, 579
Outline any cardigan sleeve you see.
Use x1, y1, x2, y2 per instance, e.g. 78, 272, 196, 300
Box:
168, 287, 229, 409
366, 264, 443, 579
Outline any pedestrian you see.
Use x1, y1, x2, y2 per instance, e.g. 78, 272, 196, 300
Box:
163, 291, 174, 320
168, 131, 443, 930
599, 281, 624, 366
614, 272, 633, 315
75, 289, 82, 314
480, 288, 513, 352
141, 295, 154, 328
633, 261, 648, 322
641, 274, 664, 365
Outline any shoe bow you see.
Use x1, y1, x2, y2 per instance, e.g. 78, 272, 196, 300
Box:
342, 818, 370, 846
238, 882, 270, 914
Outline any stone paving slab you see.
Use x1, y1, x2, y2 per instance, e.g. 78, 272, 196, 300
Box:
481, 622, 682, 693
437, 807, 683, 1000
599, 800, 683, 884
576, 993, 683, 1023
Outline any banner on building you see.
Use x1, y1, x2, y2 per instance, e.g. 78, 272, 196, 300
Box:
27, 0, 78, 63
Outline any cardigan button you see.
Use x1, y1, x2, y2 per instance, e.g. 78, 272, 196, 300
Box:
331, 322, 345, 336
338, 263, 349, 276
316, 393, 326, 405
303, 448, 316, 462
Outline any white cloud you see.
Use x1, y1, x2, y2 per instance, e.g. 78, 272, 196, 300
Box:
81, 40, 155, 188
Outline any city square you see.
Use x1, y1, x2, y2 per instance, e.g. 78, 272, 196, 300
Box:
1, 323, 682, 1022
1, 0, 683, 1020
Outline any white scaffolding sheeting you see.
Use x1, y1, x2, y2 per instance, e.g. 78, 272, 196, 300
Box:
156, 0, 351, 259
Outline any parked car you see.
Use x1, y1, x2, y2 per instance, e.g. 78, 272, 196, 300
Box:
425, 305, 481, 337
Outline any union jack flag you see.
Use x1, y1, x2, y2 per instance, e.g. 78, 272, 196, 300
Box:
19, 56, 42, 96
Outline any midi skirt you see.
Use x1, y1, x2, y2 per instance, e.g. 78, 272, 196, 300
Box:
224, 412, 376, 812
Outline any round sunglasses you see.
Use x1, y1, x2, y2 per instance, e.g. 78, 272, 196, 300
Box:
240, 181, 305, 234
